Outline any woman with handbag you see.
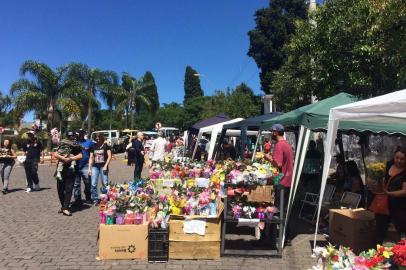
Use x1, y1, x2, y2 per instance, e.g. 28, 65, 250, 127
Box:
0, 139, 17, 194
372, 147, 406, 243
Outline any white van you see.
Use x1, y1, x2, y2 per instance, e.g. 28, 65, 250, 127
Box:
158, 127, 180, 139
91, 130, 122, 152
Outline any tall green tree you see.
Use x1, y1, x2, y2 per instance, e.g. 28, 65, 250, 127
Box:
247, 0, 307, 93
271, 0, 406, 109
155, 103, 185, 129
184, 66, 204, 102
139, 71, 159, 113
0, 92, 16, 127
66, 63, 118, 135
116, 73, 151, 129
10, 60, 82, 150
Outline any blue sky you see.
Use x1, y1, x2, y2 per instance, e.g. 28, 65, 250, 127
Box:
0, 0, 268, 121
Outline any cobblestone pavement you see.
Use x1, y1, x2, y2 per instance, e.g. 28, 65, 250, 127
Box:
0, 156, 319, 270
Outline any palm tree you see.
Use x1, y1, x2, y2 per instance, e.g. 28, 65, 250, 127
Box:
99, 83, 120, 130
116, 73, 151, 129
66, 63, 118, 135
10, 60, 82, 150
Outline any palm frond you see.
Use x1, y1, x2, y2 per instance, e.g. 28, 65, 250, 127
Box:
10, 79, 41, 96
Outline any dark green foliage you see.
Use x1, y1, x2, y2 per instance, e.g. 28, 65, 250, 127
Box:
247, 0, 307, 93
184, 66, 204, 102
140, 71, 159, 113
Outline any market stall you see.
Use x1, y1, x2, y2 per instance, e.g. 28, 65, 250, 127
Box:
97, 157, 285, 260
215, 112, 281, 159
191, 118, 244, 160
316, 89, 406, 249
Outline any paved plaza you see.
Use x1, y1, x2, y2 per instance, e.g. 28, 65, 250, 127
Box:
0, 156, 319, 270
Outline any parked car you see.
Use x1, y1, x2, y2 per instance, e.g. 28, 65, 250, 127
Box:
158, 127, 180, 139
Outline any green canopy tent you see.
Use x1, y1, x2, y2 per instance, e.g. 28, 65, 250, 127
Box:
255, 92, 406, 249
255, 93, 361, 249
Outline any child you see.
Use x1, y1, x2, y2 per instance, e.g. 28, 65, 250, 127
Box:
54, 138, 81, 180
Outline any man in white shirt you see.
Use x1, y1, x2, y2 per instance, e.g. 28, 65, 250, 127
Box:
151, 132, 167, 162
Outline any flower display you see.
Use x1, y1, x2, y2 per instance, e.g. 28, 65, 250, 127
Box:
311, 243, 398, 270
392, 240, 406, 268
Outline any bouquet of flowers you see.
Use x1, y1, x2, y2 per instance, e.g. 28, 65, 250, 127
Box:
311, 244, 392, 270
392, 240, 406, 268
366, 163, 386, 191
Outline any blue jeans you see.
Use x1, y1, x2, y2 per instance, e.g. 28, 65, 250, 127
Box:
91, 166, 108, 201
73, 166, 91, 201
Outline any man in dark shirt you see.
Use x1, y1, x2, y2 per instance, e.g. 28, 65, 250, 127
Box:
23, 130, 42, 192
133, 132, 145, 179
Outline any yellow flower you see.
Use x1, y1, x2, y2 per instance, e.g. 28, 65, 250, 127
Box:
383, 250, 390, 259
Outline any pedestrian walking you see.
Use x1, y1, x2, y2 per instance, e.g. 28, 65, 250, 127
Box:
133, 132, 145, 179
23, 130, 42, 192
53, 131, 83, 216
89, 133, 112, 205
72, 129, 93, 205
0, 139, 17, 194
151, 132, 167, 163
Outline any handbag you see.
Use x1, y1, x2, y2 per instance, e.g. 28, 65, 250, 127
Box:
369, 175, 394, 215
369, 193, 389, 215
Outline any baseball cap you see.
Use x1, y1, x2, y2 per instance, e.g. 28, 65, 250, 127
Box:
270, 124, 284, 132
77, 129, 86, 134
66, 130, 75, 137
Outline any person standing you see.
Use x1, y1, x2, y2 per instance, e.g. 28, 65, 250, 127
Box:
264, 124, 294, 246
133, 132, 145, 179
88, 133, 112, 205
72, 129, 93, 205
374, 147, 406, 243
53, 131, 82, 216
23, 130, 42, 192
0, 139, 17, 194
151, 132, 167, 163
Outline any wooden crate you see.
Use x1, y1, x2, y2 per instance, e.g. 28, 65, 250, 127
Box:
169, 218, 221, 259
247, 185, 273, 203
169, 240, 220, 259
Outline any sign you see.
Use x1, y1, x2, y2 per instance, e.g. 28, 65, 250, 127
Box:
155, 122, 162, 130
0, 126, 3, 134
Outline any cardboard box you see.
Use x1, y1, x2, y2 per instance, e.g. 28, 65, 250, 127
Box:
329, 208, 376, 253
98, 224, 148, 260
247, 185, 273, 203
169, 218, 221, 259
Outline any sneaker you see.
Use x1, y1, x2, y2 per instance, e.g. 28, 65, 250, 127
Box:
25, 188, 32, 193
2, 189, 7, 194
33, 184, 40, 191
62, 209, 72, 216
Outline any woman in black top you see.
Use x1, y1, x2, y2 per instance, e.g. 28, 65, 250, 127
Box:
375, 147, 406, 243
88, 133, 112, 205
0, 139, 17, 194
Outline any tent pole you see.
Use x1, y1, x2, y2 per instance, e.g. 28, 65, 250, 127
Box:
252, 128, 262, 161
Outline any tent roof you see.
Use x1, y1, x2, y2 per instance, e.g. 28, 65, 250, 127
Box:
329, 89, 406, 135
262, 93, 359, 130
189, 113, 230, 132
199, 118, 244, 134
222, 112, 282, 130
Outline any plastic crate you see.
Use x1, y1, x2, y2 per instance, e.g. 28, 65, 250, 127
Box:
148, 227, 169, 262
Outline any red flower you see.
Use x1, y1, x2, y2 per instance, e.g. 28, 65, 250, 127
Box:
333, 255, 339, 262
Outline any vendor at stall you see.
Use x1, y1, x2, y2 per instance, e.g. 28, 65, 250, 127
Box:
374, 147, 406, 243
263, 123, 294, 246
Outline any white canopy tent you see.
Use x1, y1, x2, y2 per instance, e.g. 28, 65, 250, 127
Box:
315, 89, 406, 249
191, 118, 244, 160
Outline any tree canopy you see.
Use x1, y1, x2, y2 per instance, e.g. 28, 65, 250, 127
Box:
271, 0, 406, 111
184, 66, 204, 102
247, 0, 307, 94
